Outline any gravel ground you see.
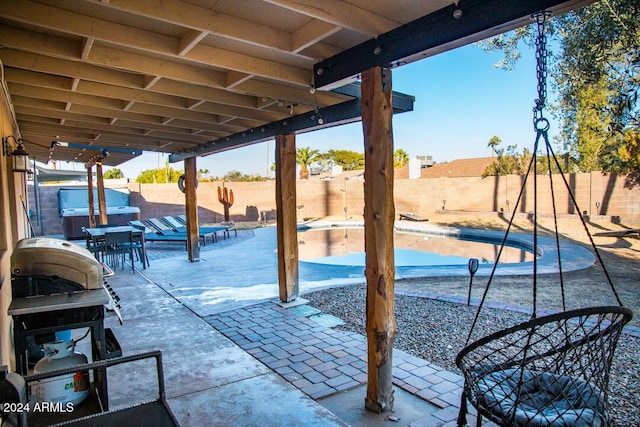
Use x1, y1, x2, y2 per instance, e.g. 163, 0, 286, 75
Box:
303, 214, 640, 426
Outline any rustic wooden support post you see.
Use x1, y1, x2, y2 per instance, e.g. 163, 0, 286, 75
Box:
275, 133, 299, 302
95, 161, 108, 225
184, 157, 200, 262
86, 165, 96, 228
361, 66, 396, 413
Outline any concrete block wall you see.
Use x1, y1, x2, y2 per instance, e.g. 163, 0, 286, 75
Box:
28, 172, 639, 236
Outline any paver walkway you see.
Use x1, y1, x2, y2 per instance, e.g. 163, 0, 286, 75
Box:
205, 299, 495, 427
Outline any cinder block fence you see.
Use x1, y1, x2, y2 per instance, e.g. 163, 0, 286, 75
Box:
28, 172, 639, 237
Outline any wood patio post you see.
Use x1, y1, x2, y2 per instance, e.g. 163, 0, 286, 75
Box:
86, 165, 96, 228
184, 157, 200, 262
361, 66, 396, 413
275, 133, 299, 302
95, 161, 108, 225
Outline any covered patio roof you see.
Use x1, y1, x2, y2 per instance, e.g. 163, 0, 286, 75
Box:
0, 0, 593, 167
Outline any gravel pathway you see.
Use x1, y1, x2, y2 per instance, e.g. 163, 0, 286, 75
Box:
304, 283, 639, 426
302, 214, 640, 426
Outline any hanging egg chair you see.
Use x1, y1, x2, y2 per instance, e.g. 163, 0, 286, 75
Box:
455, 11, 633, 427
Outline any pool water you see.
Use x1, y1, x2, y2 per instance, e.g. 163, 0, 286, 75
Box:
298, 228, 534, 267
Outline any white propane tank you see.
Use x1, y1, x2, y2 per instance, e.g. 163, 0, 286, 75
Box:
32, 340, 90, 406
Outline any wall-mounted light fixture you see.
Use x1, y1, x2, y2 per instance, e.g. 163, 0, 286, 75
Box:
3, 136, 30, 173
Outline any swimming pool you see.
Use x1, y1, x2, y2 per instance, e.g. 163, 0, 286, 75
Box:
298, 228, 534, 267
296, 220, 596, 277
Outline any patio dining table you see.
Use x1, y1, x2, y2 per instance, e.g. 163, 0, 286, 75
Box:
85, 225, 149, 269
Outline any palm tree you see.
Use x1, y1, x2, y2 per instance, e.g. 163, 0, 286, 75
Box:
296, 146, 319, 180
487, 136, 502, 158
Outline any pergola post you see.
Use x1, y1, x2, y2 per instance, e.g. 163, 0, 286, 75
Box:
184, 157, 200, 262
361, 66, 396, 413
86, 165, 96, 228
275, 133, 299, 303
95, 161, 108, 225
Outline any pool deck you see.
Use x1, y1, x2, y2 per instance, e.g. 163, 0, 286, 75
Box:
68, 220, 602, 426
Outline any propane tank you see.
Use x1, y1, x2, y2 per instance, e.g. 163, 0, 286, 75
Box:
32, 341, 89, 406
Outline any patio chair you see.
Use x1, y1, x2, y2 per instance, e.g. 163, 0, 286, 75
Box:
104, 230, 135, 273
85, 229, 106, 261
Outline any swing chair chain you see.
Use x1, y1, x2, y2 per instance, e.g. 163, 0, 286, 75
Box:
533, 11, 552, 130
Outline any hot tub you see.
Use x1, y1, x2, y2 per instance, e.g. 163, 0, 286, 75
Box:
58, 188, 140, 240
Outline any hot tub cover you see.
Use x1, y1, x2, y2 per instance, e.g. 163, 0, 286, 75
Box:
58, 188, 135, 216
61, 206, 140, 217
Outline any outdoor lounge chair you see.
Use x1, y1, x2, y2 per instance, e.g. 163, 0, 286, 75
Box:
174, 215, 237, 239
399, 212, 429, 222
593, 228, 640, 238
145, 218, 216, 245
162, 216, 231, 241
128, 220, 191, 244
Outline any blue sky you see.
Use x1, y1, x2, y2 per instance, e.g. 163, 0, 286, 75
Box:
116, 42, 556, 179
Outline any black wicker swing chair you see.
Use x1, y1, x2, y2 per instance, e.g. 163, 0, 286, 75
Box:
455, 11, 633, 427
456, 306, 632, 427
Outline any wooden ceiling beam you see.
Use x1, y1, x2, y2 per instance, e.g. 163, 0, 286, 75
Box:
86, 44, 226, 88
101, 0, 293, 52
178, 30, 208, 57
148, 79, 258, 109
1, 49, 147, 89
263, 0, 398, 37
2, 35, 347, 112
14, 97, 244, 138
1, 1, 312, 86
80, 37, 95, 61
291, 20, 342, 54
18, 115, 211, 145
9, 82, 124, 110
7, 75, 284, 126
19, 121, 200, 150
17, 112, 205, 143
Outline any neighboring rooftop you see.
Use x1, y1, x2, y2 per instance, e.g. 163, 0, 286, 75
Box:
395, 157, 495, 179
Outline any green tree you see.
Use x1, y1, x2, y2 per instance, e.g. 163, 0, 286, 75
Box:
223, 170, 243, 180
221, 170, 264, 182
478, 0, 639, 175
484, 144, 571, 176
135, 168, 182, 183
103, 168, 124, 179
393, 149, 410, 169
487, 136, 502, 158
325, 149, 364, 171
571, 80, 611, 171
620, 129, 640, 187
296, 146, 319, 180
313, 152, 334, 173
483, 144, 525, 176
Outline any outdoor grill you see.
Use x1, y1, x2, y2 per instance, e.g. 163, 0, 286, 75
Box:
11, 237, 105, 297
8, 237, 121, 409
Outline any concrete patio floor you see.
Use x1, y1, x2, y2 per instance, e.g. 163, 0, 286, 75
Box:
97, 227, 496, 426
